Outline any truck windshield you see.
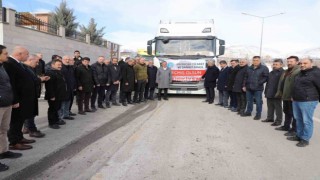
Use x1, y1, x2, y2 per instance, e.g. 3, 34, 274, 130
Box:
155, 39, 214, 57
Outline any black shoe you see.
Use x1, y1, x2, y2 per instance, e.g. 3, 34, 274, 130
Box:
57, 120, 66, 125
296, 140, 309, 147
0, 163, 9, 172
208, 101, 213, 104
112, 103, 121, 106
241, 112, 252, 117
164, 98, 168, 101
69, 112, 77, 116
122, 102, 128, 106
49, 124, 60, 129
262, 119, 274, 123
203, 100, 209, 103
127, 101, 134, 104
106, 104, 111, 108
29, 130, 46, 138
0, 151, 22, 159
284, 131, 296, 137
85, 109, 94, 113
90, 108, 97, 112
63, 116, 75, 120
287, 136, 300, 141
78, 111, 86, 115
253, 115, 261, 120
271, 122, 282, 126
215, 103, 223, 106
275, 126, 289, 131
150, 98, 154, 101
98, 105, 106, 109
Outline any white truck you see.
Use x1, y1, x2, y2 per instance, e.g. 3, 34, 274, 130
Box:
147, 19, 225, 94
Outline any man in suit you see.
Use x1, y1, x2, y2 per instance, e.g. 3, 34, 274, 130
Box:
3, 46, 36, 150
106, 58, 122, 107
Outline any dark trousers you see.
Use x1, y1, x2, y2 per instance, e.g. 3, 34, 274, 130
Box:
134, 80, 147, 102
145, 84, 156, 100
236, 92, 246, 113
283, 100, 296, 130
69, 91, 75, 112
24, 116, 37, 132
158, 88, 168, 99
267, 98, 283, 123
121, 91, 132, 103
48, 100, 62, 125
8, 109, 24, 145
205, 87, 215, 102
91, 86, 106, 108
229, 91, 237, 108
78, 91, 91, 112
106, 84, 119, 104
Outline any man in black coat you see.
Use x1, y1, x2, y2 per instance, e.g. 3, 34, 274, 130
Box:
106, 58, 122, 107
76, 57, 95, 114
144, 60, 158, 100
45, 59, 68, 129
59, 56, 76, 120
74, 50, 83, 67
226, 59, 240, 111
263, 59, 284, 125
288, 58, 320, 147
202, 60, 220, 104
91, 56, 110, 110
120, 59, 135, 106
217, 60, 230, 107
35, 53, 45, 76
243, 56, 269, 120
23, 55, 50, 137
233, 59, 249, 116
4, 46, 36, 150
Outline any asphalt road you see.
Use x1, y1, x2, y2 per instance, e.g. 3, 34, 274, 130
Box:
32, 95, 320, 180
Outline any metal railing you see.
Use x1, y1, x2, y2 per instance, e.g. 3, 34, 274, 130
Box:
66, 31, 86, 42
15, 12, 58, 35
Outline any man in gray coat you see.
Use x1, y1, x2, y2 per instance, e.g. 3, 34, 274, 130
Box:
156, 61, 172, 100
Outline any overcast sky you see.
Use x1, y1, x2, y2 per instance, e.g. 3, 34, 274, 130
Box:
3, 0, 320, 53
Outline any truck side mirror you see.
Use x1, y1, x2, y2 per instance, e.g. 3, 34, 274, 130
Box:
219, 40, 225, 56
147, 45, 152, 55
147, 40, 153, 46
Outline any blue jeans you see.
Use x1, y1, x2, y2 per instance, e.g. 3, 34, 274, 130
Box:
293, 101, 318, 141
59, 100, 71, 118
246, 90, 263, 116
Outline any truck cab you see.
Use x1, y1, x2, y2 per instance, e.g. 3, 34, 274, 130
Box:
147, 19, 225, 94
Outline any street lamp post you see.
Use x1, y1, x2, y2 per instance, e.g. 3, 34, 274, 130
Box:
242, 12, 285, 58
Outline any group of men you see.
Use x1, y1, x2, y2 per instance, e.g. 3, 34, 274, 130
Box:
202, 55, 320, 148
0, 45, 174, 172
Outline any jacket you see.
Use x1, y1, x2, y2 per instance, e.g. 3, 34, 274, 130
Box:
121, 64, 135, 92
156, 67, 172, 89
76, 64, 94, 92
226, 65, 240, 91
232, 65, 248, 93
91, 62, 109, 85
202, 65, 220, 88
244, 64, 269, 91
265, 68, 284, 99
134, 63, 148, 81
292, 67, 320, 102
61, 64, 76, 99
147, 66, 158, 88
45, 69, 68, 101
276, 65, 300, 101
0, 63, 13, 107
4, 57, 37, 119
217, 66, 230, 91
